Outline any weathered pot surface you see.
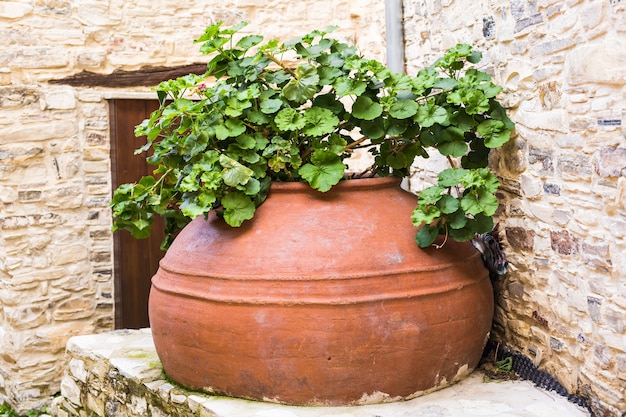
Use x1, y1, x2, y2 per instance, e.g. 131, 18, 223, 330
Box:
149, 177, 493, 405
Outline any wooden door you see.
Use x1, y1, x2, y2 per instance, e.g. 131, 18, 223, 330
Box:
109, 99, 165, 329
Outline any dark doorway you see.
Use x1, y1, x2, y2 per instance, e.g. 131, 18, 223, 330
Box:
109, 99, 165, 329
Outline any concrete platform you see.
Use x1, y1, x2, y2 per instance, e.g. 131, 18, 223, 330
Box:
51, 329, 591, 417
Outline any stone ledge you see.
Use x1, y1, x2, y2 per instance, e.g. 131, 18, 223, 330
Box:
50, 329, 590, 417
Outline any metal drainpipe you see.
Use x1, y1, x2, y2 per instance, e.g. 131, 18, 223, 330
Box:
384, 0, 405, 73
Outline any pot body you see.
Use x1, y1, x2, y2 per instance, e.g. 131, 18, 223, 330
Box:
149, 177, 493, 405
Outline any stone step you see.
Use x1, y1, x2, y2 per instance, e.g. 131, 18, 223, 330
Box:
50, 329, 590, 417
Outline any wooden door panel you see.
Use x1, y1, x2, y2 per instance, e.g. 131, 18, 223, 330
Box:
110, 99, 165, 329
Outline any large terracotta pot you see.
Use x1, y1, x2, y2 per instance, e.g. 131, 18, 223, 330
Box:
149, 177, 493, 405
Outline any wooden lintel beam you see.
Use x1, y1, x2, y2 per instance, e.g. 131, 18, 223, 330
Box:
49, 63, 208, 87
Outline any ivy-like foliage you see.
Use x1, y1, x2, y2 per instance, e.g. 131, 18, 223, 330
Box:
111, 21, 514, 249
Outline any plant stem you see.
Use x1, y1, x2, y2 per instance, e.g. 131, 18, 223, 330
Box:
261, 51, 296, 77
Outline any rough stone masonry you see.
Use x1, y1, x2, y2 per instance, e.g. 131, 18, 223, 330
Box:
404, 0, 626, 416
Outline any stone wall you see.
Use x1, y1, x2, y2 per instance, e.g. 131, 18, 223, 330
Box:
403, 0, 625, 415
0, 0, 385, 412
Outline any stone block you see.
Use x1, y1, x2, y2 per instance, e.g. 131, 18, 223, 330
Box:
569, 116, 597, 131
52, 298, 94, 321
557, 154, 593, 178
514, 13, 543, 33
587, 296, 602, 322
52, 244, 89, 266
128, 395, 147, 415
61, 375, 81, 406
46, 186, 84, 209
549, 336, 564, 352
75, 1, 121, 26
529, 38, 575, 57
3, 304, 48, 329
543, 182, 560, 195
604, 309, 624, 333
550, 229, 580, 255
0, 47, 68, 69
0, 120, 77, 143
85, 393, 105, 416
0, 1, 33, 18
520, 174, 542, 198
566, 35, 626, 85
18, 190, 42, 202
0, 86, 40, 108
505, 226, 535, 250
43, 87, 76, 110
595, 147, 626, 177
68, 359, 88, 384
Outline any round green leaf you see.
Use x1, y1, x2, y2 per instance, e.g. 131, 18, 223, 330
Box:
389, 100, 418, 119
303, 107, 339, 136
275, 108, 306, 131
477, 119, 511, 148
415, 225, 440, 248
260, 98, 283, 114
221, 191, 255, 227
352, 96, 383, 120
437, 194, 460, 214
438, 140, 468, 157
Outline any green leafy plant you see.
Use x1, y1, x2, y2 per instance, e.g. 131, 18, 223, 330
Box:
111, 21, 513, 249
0, 402, 46, 417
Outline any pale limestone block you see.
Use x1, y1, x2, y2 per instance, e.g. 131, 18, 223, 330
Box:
76, 90, 104, 103
0, 120, 78, 143
128, 395, 147, 415
60, 375, 81, 406
83, 147, 108, 161
52, 244, 89, 266
86, 393, 105, 416
552, 209, 572, 226
530, 325, 549, 346
520, 174, 542, 198
170, 391, 187, 404
53, 298, 94, 321
42, 87, 76, 110
69, 359, 88, 383
3, 304, 48, 329
157, 381, 175, 401
502, 60, 534, 91
529, 37, 575, 57
3, 47, 69, 69
45, 186, 84, 209
566, 35, 626, 85
598, 328, 626, 354
0, 185, 18, 202
82, 161, 109, 174
552, 299, 573, 323
580, 1, 606, 31
0, 1, 33, 18
144, 379, 168, 391
187, 394, 209, 413
515, 106, 568, 132
76, 1, 121, 26
41, 29, 85, 46
84, 118, 108, 130
617, 177, 626, 211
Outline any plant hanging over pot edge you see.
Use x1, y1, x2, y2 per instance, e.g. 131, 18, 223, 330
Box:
111, 21, 514, 250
